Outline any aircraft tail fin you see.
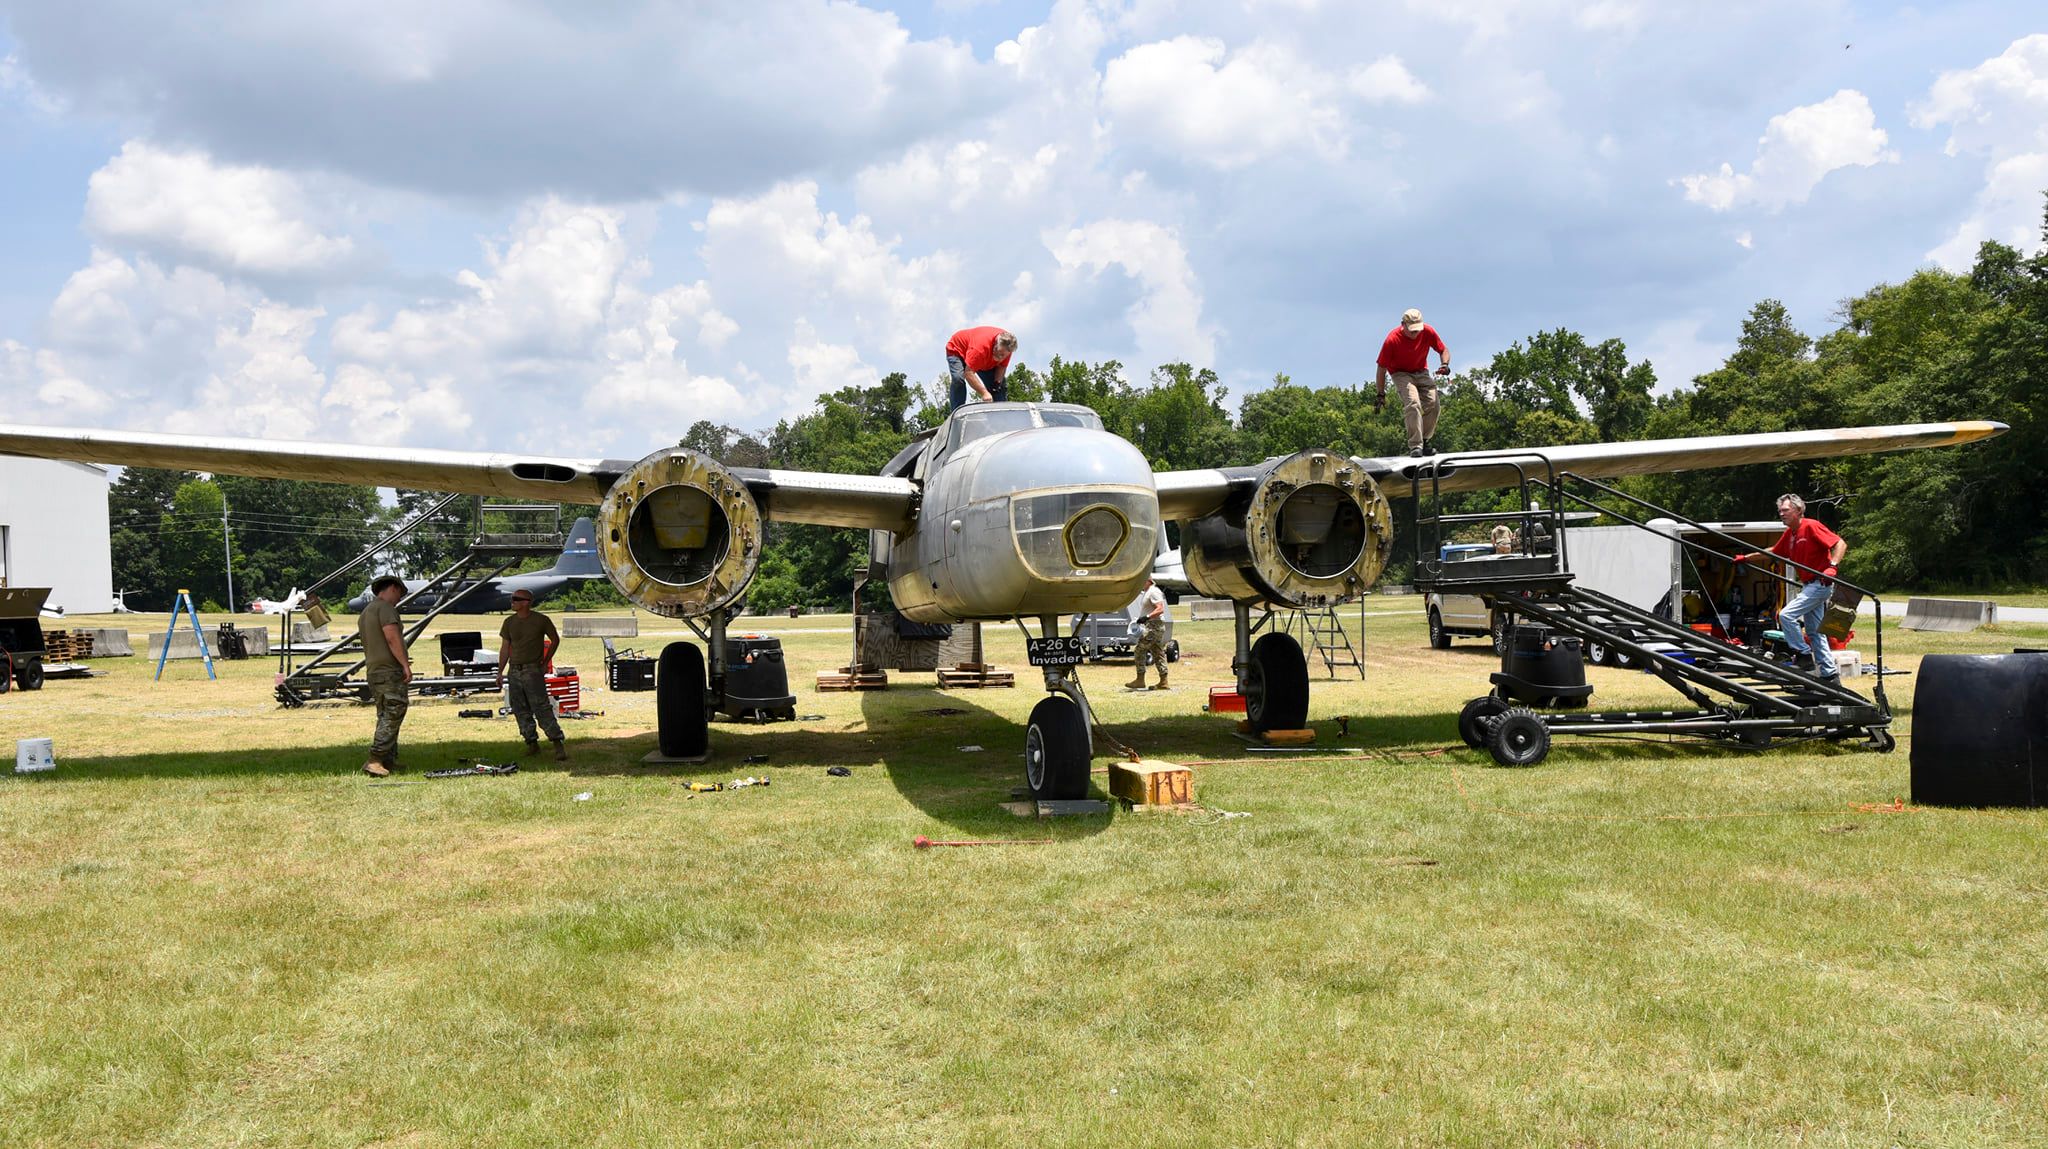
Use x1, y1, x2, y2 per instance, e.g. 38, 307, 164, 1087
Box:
549, 516, 605, 576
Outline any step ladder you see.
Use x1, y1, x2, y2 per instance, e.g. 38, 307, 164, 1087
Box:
154, 589, 217, 681
1284, 602, 1366, 679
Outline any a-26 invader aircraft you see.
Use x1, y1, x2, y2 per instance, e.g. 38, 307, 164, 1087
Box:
0, 410, 2005, 795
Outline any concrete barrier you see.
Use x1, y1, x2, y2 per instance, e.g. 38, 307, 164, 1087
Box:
145, 625, 273, 660
291, 622, 331, 644
1899, 597, 1997, 632
84, 628, 133, 657
1184, 598, 1238, 621
562, 615, 638, 638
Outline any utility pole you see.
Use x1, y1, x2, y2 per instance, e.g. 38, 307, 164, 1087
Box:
221, 492, 236, 613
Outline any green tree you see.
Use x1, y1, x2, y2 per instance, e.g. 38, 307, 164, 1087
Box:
108, 466, 197, 611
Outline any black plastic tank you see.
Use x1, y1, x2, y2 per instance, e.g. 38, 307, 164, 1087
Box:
717, 634, 797, 720
1491, 623, 1593, 708
1910, 653, 2048, 808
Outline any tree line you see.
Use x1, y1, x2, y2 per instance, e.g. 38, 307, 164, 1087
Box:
108, 211, 2048, 611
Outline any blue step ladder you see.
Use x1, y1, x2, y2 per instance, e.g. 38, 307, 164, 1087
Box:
154, 589, 217, 681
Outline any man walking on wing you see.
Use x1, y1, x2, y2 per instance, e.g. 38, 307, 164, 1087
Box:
1374, 308, 1451, 456
495, 590, 568, 760
1734, 493, 1847, 685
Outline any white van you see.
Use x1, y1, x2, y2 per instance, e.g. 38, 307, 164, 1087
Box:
1427, 520, 1793, 663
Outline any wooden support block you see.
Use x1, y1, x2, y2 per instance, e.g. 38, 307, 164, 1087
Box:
816, 670, 890, 692
1262, 728, 1316, 746
936, 666, 1015, 689
1109, 758, 1193, 807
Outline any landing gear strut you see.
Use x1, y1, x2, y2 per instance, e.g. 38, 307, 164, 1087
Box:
1232, 602, 1312, 733
1025, 613, 1095, 800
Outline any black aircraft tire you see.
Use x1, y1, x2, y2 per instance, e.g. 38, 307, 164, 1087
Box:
1458, 695, 1509, 749
1490, 613, 1514, 658
1025, 696, 1091, 800
1245, 632, 1310, 733
657, 642, 709, 759
1429, 609, 1452, 650
18, 658, 43, 691
1488, 707, 1551, 767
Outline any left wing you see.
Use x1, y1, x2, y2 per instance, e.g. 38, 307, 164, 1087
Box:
1153, 420, 2008, 520
0, 423, 918, 532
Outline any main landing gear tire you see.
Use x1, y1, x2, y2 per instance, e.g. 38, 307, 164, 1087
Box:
1244, 632, 1310, 733
657, 641, 709, 759
1488, 707, 1550, 767
1429, 609, 1452, 650
1490, 612, 1514, 658
16, 657, 42, 691
1458, 695, 1509, 749
1026, 695, 1091, 800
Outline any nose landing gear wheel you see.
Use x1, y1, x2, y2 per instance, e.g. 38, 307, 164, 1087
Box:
1458, 695, 1509, 749
1025, 695, 1091, 800
656, 641, 709, 758
1487, 707, 1550, 767
1244, 632, 1310, 733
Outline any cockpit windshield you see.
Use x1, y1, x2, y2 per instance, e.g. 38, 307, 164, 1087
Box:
944, 404, 1103, 452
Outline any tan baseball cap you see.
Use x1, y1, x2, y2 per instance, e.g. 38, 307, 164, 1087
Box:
1401, 308, 1425, 331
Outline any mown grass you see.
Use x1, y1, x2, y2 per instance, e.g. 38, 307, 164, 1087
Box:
3, 602, 2045, 1147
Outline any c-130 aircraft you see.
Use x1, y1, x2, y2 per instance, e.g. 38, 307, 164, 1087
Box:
0, 410, 2005, 796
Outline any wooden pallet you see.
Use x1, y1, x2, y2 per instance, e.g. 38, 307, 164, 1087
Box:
936, 665, 1014, 689
41, 629, 91, 660
817, 668, 890, 692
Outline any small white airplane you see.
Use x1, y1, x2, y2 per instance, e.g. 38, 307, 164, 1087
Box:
245, 588, 307, 615
0, 409, 2005, 796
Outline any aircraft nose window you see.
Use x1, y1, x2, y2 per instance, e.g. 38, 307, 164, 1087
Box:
952, 408, 1038, 449
1038, 409, 1103, 430
1064, 505, 1129, 567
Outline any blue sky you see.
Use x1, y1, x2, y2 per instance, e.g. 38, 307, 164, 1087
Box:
2, 2, 2044, 458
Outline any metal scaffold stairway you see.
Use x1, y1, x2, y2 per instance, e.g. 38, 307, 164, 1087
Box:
1284, 602, 1365, 679
1410, 453, 1894, 765
274, 499, 565, 707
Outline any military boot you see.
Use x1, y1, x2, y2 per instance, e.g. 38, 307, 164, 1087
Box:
552, 739, 568, 762
1152, 672, 1169, 690
524, 739, 541, 755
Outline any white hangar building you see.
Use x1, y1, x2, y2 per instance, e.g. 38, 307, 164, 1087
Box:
0, 457, 114, 615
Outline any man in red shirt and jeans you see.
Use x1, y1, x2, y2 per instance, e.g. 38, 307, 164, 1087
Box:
1735, 493, 1848, 683
945, 326, 1018, 411
1374, 308, 1451, 456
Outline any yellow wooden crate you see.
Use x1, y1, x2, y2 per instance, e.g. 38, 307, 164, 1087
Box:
1109, 759, 1192, 806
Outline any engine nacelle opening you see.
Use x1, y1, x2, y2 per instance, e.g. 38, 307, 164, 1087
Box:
1183, 449, 1393, 607
597, 448, 764, 618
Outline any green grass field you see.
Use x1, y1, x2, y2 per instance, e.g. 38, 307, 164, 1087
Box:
4, 601, 2046, 1147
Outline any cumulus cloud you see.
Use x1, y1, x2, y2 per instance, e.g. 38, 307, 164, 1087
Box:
1348, 56, 1429, 105
1046, 219, 1216, 368
1676, 90, 1897, 212
1911, 34, 2048, 268
1102, 37, 1346, 169
85, 141, 358, 276
4, 0, 996, 200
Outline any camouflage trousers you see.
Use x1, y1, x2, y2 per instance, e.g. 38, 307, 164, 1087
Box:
366, 665, 409, 766
505, 664, 565, 744
1132, 619, 1169, 682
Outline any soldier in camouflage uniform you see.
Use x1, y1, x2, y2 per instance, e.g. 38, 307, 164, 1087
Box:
495, 590, 567, 760
1126, 577, 1170, 690
357, 576, 412, 777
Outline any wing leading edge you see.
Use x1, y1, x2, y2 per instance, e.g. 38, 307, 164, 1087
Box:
0, 423, 919, 533
1151, 420, 2007, 520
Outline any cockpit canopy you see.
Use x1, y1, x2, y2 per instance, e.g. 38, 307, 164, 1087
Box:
945, 403, 1104, 453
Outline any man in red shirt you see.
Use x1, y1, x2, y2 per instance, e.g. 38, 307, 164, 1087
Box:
1373, 308, 1451, 456
945, 326, 1018, 410
1735, 493, 1848, 682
